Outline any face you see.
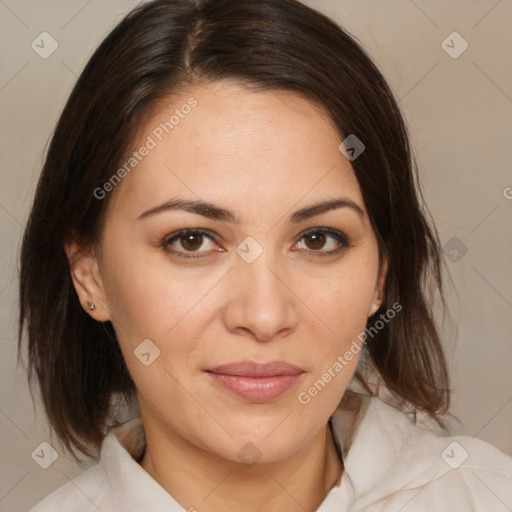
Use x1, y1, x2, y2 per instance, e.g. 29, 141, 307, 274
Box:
70, 81, 386, 464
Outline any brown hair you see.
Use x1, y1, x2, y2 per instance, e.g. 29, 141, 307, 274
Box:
19, 0, 450, 458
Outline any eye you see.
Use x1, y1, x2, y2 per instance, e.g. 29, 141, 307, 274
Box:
162, 229, 221, 259
293, 228, 350, 257
161, 227, 350, 260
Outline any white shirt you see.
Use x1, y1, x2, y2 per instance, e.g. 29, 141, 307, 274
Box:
29, 387, 512, 511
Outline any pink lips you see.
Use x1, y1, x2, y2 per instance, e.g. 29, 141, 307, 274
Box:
206, 361, 305, 402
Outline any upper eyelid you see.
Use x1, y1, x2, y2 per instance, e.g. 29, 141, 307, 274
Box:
164, 227, 347, 250
164, 228, 216, 242
165, 227, 345, 239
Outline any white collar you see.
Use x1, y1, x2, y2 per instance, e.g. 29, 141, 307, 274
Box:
99, 382, 456, 511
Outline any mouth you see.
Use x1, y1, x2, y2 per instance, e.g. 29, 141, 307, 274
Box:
205, 361, 305, 402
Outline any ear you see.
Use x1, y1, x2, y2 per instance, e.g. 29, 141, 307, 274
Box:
64, 235, 111, 322
368, 256, 388, 318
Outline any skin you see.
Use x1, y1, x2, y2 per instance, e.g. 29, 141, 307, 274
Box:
66, 80, 387, 512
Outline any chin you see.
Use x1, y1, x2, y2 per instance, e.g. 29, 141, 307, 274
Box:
207, 414, 317, 464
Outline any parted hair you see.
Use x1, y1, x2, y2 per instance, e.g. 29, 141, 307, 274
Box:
19, 0, 450, 458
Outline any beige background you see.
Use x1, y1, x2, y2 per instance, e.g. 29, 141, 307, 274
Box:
1, 0, 511, 510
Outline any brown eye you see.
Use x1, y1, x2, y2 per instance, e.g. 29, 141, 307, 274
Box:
162, 229, 219, 259
294, 228, 350, 258
304, 232, 327, 250
180, 233, 204, 251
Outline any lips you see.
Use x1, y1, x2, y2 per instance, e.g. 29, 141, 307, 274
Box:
206, 361, 305, 402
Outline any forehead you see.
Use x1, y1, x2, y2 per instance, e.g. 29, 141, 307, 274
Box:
106, 81, 365, 223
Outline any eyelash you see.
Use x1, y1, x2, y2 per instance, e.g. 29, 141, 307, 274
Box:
161, 228, 351, 260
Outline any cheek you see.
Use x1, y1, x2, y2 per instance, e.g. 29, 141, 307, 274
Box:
99, 242, 213, 338
296, 250, 379, 400
98, 245, 227, 391
311, 256, 379, 339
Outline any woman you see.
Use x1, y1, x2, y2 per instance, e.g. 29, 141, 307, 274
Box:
19, 0, 512, 510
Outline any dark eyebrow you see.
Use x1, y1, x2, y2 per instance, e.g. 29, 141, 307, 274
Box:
137, 198, 240, 223
137, 197, 365, 223
289, 198, 365, 223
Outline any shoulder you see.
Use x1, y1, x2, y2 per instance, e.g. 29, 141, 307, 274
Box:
27, 418, 154, 512
332, 391, 512, 510
28, 461, 112, 512
391, 434, 512, 511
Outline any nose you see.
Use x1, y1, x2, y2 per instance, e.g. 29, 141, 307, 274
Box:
222, 250, 299, 342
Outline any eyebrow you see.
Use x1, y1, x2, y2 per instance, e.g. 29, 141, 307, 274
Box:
137, 197, 365, 223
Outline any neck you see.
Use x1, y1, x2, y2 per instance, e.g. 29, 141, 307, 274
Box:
140, 419, 342, 512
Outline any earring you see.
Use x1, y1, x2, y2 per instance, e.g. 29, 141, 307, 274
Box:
85, 301, 96, 311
